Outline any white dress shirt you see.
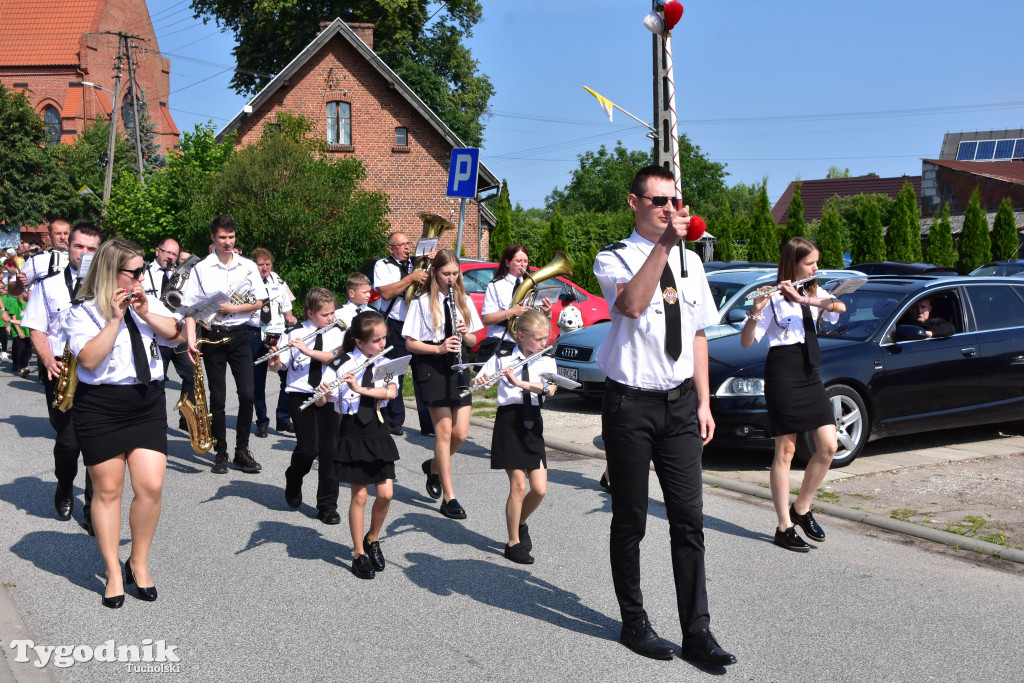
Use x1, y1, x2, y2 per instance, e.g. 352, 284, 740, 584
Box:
334, 301, 370, 330
372, 255, 412, 322
279, 320, 347, 394
64, 296, 175, 385
178, 252, 268, 327
481, 273, 521, 341
142, 261, 173, 298
479, 345, 557, 407
594, 231, 718, 391
752, 291, 840, 347
250, 271, 294, 335
329, 347, 396, 415
402, 290, 484, 344
21, 250, 68, 289
21, 266, 79, 356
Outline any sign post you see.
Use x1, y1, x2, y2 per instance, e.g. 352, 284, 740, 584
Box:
446, 148, 479, 257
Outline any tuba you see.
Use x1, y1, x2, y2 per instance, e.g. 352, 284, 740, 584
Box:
176, 338, 228, 454
51, 342, 79, 412
508, 251, 574, 337
404, 212, 454, 306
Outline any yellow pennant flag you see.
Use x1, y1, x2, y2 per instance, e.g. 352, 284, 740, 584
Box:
583, 86, 615, 122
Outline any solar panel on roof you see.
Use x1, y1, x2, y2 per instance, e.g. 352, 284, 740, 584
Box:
1014, 139, 1024, 159
995, 139, 1014, 159
975, 140, 996, 160
956, 141, 977, 160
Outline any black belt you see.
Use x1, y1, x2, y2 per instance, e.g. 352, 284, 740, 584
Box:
606, 378, 692, 402
206, 324, 245, 334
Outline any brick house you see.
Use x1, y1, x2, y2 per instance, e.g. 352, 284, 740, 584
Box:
216, 19, 498, 257
772, 175, 922, 225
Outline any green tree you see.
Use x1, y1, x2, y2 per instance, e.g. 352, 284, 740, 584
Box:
712, 201, 736, 261
489, 179, 512, 262
47, 117, 137, 223
190, 0, 493, 147
826, 166, 850, 179
573, 242, 601, 296
957, 187, 991, 274
852, 196, 886, 264
990, 197, 1018, 261
780, 181, 805, 244
817, 199, 844, 269
723, 181, 759, 218
746, 181, 778, 262
885, 180, 920, 262
0, 83, 58, 226
546, 204, 569, 261
545, 142, 651, 215
924, 203, 955, 268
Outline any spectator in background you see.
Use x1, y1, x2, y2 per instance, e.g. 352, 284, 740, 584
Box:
898, 297, 954, 339
2, 280, 31, 376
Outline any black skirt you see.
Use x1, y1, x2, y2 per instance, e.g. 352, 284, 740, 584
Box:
764, 344, 833, 437
73, 381, 168, 466
413, 351, 471, 408
333, 413, 400, 485
491, 404, 546, 470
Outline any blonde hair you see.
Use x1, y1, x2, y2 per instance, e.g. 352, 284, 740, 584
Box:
515, 308, 550, 339
422, 248, 473, 334
77, 238, 144, 320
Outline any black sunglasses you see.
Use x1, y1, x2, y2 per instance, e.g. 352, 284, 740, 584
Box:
639, 194, 681, 208
119, 266, 147, 280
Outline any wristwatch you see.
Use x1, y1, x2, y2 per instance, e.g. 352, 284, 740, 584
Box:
540, 378, 550, 394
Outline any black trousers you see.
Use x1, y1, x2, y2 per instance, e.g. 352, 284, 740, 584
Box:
383, 317, 432, 431
200, 326, 254, 455
11, 336, 32, 371
38, 359, 92, 515
160, 342, 195, 404
247, 327, 290, 427
284, 393, 340, 512
601, 382, 710, 636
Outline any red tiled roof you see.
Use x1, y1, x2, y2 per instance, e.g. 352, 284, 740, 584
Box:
0, 0, 103, 67
772, 175, 921, 224
922, 159, 1024, 186
62, 85, 84, 119
159, 103, 179, 136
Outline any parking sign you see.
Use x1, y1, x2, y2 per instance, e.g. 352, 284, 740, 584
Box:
447, 148, 479, 198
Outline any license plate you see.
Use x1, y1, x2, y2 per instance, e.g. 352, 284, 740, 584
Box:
557, 366, 578, 381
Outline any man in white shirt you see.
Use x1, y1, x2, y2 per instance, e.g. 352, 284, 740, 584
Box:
248, 247, 297, 437
593, 166, 735, 667
19, 219, 71, 290
21, 223, 102, 532
182, 215, 269, 474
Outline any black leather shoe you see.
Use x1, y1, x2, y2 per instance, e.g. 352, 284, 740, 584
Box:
774, 525, 810, 552
681, 628, 737, 666
211, 453, 229, 474
81, 515, 95, 537
317, 509, 341, 525
352, 554, 375, 580
284, 478, 302, 509
363, 534, 385, 572
619, 619, 674, 660
599, 473, 611, 493
124, 557, 157, 602
389, 425, 404, 436
254, 424, 268, 438
178, 416, 188, 431
790, 503, 826, 542
518, 523, 532, 552
421, 459, 442, 499
102, 594, 125, 609
439, 498, 467, 520
233, 450, 262, 473
276, 420, 294, 433
504, 542, 534, 564
54, 486, 73, 520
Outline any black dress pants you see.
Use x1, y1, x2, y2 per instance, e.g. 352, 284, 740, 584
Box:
383, 317, 432, 431
38, 359, 92, 515
160, 342, 196, 404
284, 393, 340, 512
601, 383, 710, 636
200, 326, 254, 455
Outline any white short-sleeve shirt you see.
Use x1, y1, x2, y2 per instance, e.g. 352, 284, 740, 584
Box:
329, 347, 397, 415
334, 302, 370, 330
373, 256, 412, 322
753, 291, 840, 347
21, 250, 68, 289
21, 266, 79, 356
279, 320, 347, 394
481, 274, 520, 341
479, 345, 557, 407
402, 290, 484, 344
178, 253, 269, 327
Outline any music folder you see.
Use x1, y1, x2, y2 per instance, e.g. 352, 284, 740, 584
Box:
374, 354, 411, 381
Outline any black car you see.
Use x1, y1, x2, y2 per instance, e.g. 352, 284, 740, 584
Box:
851, 261, 957, 276
970, 260, 1024, 277
707, 276, 1024, 466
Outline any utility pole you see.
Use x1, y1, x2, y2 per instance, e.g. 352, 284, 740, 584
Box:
124, 39, 146, 186
101, 36, 125, 213
652, 0, 669, 171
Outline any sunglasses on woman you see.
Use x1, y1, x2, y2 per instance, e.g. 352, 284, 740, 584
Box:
119, 266, 147, 280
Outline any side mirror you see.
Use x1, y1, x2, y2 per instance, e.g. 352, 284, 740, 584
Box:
893, 324, 928, 341
726, 308, 747, 324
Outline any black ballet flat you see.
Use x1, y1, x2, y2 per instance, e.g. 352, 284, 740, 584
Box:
124, 557, 158, 602
102, 594, 124, 609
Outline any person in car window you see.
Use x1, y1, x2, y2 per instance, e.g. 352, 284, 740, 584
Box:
898, 298, 954, 338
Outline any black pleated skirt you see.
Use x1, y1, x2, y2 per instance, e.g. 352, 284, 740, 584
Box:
764, 344, 833, 437
333, 413, 400, 485
413, 352, 471, 407
490, 404, 547, 470
73, 381, 168, 466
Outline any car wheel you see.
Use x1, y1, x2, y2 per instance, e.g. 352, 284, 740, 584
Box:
793, 384, 869, 468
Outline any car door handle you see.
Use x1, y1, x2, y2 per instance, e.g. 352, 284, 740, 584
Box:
961, 347, 977, 357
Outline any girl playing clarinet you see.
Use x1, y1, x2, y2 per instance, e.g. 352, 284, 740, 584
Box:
403, 249, 483, 520
740, 237, 846, 552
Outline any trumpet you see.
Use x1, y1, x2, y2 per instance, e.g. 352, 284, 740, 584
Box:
458, 345, 554, 399
299, 346, 393, 411
744, 275, 818, 301
254, 320, 346, 365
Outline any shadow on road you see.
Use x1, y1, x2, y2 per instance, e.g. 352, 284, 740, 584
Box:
235, 520, 349, 567
1, 414, 55, 440
10, 530, 123, 592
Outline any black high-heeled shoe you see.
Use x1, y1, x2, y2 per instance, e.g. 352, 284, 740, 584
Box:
124, 557, 158, 602
102, 594, 124, 609
599, 473, 611, 494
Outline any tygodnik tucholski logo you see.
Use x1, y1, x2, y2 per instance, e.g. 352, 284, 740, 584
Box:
9, 638, 181, 671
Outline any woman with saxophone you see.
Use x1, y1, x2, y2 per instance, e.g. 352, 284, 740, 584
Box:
479, 245, 552, 362
64, 238, 182, 608
403, 249, 483, 520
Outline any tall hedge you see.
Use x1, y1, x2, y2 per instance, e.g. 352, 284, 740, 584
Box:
956, 187, 991, 274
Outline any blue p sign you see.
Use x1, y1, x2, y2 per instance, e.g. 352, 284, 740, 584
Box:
447, 148, 480, 198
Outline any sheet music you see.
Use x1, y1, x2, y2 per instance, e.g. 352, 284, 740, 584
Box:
78, 253, 94, 280
415, 237, 438, 257
829, 277, 868, 298
374, 354, 411, 381
541, 372, 581, 390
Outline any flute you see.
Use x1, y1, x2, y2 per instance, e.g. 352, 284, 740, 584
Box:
448, 285, 468, 390
744, 275, 818, 301
254, 319, 345, 365
458, 345, 553, 399
299, 345, 393, 411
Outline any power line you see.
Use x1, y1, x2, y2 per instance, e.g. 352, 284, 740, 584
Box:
169, 68, 233, 95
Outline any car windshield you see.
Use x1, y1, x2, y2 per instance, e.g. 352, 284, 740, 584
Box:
462, 267, 496, 294
818, 287, 906, 341
972, 263, 1024, 276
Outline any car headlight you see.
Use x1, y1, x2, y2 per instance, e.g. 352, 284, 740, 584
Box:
715, 376, 765, 396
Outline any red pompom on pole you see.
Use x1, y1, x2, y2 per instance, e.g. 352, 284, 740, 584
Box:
686, 215, 706, 242
662, 2, 684, 31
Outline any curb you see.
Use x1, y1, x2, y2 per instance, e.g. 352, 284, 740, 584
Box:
0, 584, 55, 683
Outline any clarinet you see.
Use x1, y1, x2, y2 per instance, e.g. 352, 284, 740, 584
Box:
448, 285, 468, 389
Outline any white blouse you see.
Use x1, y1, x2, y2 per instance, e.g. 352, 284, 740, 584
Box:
479, 346, 557, 407
401, 290, 483, 344
481, 273, 519, 340
329, 348, 397, 415
279, 321, 346, 394
752, 291, 840, 347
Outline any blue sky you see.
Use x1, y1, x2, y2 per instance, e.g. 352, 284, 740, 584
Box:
151, 0, 1024, 212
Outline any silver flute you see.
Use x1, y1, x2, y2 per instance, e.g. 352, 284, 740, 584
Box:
744, 275, 818, 300
448, 285, 468, 389
253, 319, 346, 365
299, 345, 393, 411
458, 345, 554, 399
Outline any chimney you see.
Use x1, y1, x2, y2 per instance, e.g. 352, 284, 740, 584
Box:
348, 22, 374, 50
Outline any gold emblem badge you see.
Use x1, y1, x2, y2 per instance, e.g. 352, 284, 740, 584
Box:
663, 286, 678, 304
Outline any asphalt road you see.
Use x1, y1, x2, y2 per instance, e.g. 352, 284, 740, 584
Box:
1, 368, 1023, 682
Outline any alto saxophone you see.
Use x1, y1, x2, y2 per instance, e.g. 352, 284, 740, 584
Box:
51, 342, 79, 412
176, 338, 228, 454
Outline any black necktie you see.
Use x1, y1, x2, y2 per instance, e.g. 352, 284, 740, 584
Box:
402, 259, 412, 276
63, 267, 76, 298
124, 313, 151, 384
514, 277, 522, 291
260, 277, 272, 324
443, 296, 454, 339
660, 261, 682, 361
521, 360, 536, 429
356, 365, 377, 425
308, 333, 323, 387
160, 269, 170, 296
801, 304, 822, 370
